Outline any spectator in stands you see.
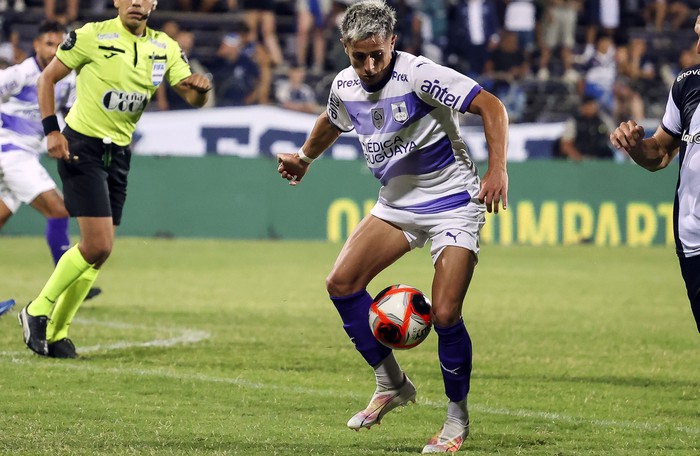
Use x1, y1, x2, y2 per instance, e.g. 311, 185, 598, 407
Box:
389, 0, 422, 55
503, 0, 537, 64
275, 64, 322, 114
161, 19, 180, 39
581, 0, 621, 61
446, 0, 501, 78
537, 0, 581, 83
211, 31, 267, 106
44, 0, 79, 24
643, 0, 691, 32
295, 0, 332, 74
230, 0, 284, 67
578, 31, 616, 112
482, 31, 529, 122
177, 0, 221, 13
157, 30, 215, 110
612, 75, 644, 124
554, 95, 615, 160
0, 0, 25, 13
0, 26, 27, 66
416, 0, 448, 63
325, 0, 353, 73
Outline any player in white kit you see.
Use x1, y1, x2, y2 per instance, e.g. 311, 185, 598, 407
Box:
277, 1, 509, 452
0, 21, 74, 257
0, 21, 101, 301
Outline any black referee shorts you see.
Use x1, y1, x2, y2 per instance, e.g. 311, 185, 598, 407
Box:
678, 253, 700, 333
57, 126, 131, 226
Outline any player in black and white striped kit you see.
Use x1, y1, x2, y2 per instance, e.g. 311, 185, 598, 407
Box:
610, 11, 700, 334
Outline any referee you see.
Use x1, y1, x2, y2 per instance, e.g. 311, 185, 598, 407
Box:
19, 0, 212, 358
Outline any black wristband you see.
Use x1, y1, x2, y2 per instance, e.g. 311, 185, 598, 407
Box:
42, 115, 60, 136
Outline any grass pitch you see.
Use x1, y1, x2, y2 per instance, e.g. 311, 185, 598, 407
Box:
0, 237, 698, 455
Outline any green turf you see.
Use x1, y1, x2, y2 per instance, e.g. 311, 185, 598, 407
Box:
0, 237, 698, 455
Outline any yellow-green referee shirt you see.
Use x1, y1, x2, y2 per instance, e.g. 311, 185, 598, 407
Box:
56, 17, 192, 146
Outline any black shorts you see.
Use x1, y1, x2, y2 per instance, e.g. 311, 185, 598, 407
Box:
57, 126, 131, 226
678, 253, 700, 333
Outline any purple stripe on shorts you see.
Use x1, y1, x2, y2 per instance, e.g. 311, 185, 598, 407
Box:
371, 136, 455, 185
390, 191, 472, 214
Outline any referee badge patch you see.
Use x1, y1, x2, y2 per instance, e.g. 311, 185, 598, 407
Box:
152, 62, 166, 87
60, 30, 77, 51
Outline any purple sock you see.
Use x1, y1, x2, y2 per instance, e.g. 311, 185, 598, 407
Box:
46, 218, 70, 265
436, 319, 472, 402
332, 289, 391, 367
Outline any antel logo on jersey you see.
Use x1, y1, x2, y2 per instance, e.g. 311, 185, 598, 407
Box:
102, 90, 148, 113
681, 129, 700, 144
677, 69, 700, 82
420, 79, 462, 109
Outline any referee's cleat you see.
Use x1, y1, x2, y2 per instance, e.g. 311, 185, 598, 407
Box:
18, 305, 49, 356
0, 299, 16, 317
347, 375, 416, 430
48, 338, 78, 359
85, 287, 102, 301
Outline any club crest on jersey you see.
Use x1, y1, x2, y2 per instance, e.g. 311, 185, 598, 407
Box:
371, 107, 385, 129
152, 61, 166, 87
391, 101, 408, 123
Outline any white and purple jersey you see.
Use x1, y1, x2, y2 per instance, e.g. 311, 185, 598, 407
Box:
327, 51, 482, 214
0, 57, 76, 155
660, 64, 700, 258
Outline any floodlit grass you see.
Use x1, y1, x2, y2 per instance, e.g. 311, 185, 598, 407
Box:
0, 237, 698, 455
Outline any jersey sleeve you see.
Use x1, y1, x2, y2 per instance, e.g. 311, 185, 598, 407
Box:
55, 23, 94, 69
0, 65, 24, 102
409, 56, 482, 114
165, 39, 192, 87
660, 78, 682, 138
326, 79, 354, 132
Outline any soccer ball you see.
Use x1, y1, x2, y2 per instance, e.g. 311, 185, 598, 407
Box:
369, 284, 432, 350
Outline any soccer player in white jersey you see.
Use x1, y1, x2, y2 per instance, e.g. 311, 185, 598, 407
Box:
610, 11, 700, 334
0, 21, 102, 297
277, 1, 509, 452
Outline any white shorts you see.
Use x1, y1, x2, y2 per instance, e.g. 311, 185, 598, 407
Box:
0, 151, 57, 213
370, 200, 486, 264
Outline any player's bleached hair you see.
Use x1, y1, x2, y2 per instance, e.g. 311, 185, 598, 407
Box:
340, 0, 396, 44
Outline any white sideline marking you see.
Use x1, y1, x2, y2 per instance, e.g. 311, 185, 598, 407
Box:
0, 317, 210, 357
2, 354, 699, 436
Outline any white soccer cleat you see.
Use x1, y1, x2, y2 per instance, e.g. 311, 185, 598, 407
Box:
421, 419, 470, 453
347, 375, 416, 430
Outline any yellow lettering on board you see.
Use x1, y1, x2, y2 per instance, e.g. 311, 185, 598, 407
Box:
594, 202, 621, 246
562, 202, 594, 245
627, 203, 656, 246
516, 201, 558, 246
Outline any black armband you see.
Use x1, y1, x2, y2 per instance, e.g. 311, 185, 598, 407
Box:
42, 115, 60, 136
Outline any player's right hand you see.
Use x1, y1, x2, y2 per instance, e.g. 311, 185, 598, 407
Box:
610, 120, 645, 152
46, 131, 71, 161
276, 153, 309, 186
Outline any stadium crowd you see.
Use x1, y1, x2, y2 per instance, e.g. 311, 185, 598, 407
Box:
1, 0, 699, 128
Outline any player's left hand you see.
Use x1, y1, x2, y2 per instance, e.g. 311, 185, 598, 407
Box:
478, 166, 508, 213
180, 74, 212, 94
